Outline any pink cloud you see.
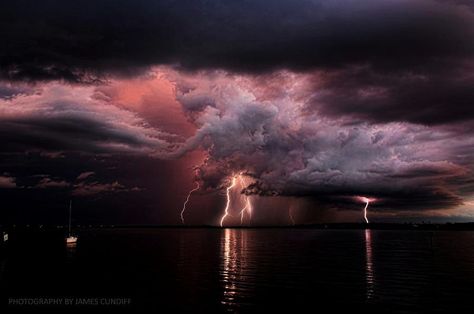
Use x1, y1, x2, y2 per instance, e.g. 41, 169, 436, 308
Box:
77, 171, 95, 181
72, 181, 141, 196
36, 177, 70, 189
95, 72, 196, 137
0, 81, 174, 155
0, 175, 16, 188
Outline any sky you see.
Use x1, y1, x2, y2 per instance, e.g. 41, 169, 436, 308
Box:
0, 0, 473, 225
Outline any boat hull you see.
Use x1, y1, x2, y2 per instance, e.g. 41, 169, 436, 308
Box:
66, 236, 77, 244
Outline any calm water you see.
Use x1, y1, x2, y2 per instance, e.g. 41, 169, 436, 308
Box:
1, 229, 473, 313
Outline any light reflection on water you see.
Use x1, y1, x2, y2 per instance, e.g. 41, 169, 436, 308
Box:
220, 229, 253, 311
365, 229, 375, 300
66, 241, 77, 260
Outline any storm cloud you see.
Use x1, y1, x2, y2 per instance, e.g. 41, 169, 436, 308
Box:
167, 70, 474, 211
1, 0, 473, 127
0, 0, 473, 223
308, 62, 474, 125
0, 1, 473, 76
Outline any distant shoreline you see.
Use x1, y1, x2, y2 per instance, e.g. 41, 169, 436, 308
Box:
2, 222, 474, 231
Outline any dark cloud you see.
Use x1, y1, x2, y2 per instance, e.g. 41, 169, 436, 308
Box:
1, 0, 473, 79
72, 181, 140, 196
35, 177, 70, 189
1, 1, 473, 126
307, 62, 474, 125
5, 172, 139, 196
77, 171, 95, 181
0, 151, 208, 225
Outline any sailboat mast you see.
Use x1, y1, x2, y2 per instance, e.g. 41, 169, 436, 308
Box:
68, 200, 72, 236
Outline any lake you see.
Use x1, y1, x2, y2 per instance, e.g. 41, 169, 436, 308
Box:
1, 228, 473, 313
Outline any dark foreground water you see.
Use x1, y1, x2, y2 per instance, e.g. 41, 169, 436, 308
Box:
0, 229, 473, 313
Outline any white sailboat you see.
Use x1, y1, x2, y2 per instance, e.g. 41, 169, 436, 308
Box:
65, 200, 77, 245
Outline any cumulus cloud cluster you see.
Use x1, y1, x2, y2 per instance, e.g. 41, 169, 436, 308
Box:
169, 70, 474, 210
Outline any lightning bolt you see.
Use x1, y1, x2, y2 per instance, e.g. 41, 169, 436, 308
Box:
363, 199, 370, 224
219, 173, 255, 227
357, 196, 375, 224
180, 181, 200, 224
238, 175, 253, 224
220, 176, 237, 227
239, 202, 248, 224
239, 196, 253, 225
288, 207, 295, 225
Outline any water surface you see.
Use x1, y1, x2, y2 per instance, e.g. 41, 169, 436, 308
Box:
1, 229, 473, 313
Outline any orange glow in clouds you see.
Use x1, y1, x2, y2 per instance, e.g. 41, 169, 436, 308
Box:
97, 72, 196, 137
